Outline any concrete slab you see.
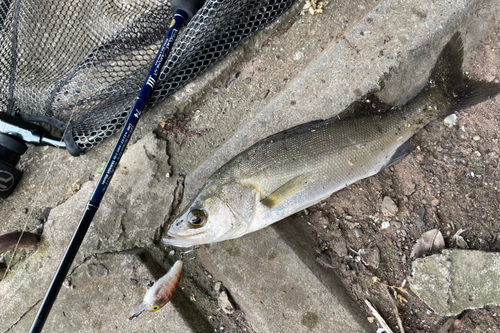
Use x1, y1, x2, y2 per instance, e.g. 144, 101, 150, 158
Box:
409, 249, 500, 317
1, 253, 196, 333
198, 221, 373, 333
0, 134, 182, 332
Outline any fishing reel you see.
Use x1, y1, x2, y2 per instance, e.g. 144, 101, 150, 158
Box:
0, 113, 67, 199
0, 133, 27, 198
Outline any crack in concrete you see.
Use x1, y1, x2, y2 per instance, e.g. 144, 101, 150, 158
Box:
66, 245, 143, 277
159, 176, 185, 241
158, 136, 186, 240
3, 298, 41, 333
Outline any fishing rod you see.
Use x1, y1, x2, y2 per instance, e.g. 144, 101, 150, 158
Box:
29, 0, 204, 331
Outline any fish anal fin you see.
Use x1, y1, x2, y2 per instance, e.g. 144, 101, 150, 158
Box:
261, 174, 310, 208
385, 141, 415, 168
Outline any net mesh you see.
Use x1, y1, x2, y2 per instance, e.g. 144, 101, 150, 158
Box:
0, 0, 295, 155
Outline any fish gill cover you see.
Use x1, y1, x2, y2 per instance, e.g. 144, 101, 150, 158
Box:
0, 0, 295, 156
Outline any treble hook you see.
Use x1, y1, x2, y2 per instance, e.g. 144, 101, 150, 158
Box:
180, 246, 199, 261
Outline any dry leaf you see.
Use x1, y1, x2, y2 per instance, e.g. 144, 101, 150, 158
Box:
449, 310, 469, 333
410, 229, 445, 258
453, 229, 469, 249
455, 235, 468, 249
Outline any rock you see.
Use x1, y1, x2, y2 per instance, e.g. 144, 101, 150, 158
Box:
332, 240, 348, 257
218, 290, 235, 314
381, 221, 390, 230
316, 251, 334, 268
358, 247, 380, 269
443, 114, 457, 127
409, 249, 500, 316
381, 196, 398, 217
415, 208, 426, 229
492, 233, 500, 251
402, 181, 416, 196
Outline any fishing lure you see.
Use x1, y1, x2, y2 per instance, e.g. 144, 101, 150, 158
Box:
129, 260, 184, 319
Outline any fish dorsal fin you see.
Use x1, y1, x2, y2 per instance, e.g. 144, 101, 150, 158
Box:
261, 174, 310, 208
335, 93, 392, 120
385, 141, 415, 168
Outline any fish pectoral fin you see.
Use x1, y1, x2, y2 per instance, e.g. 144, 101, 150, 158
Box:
385, 141, 415, 168
261, 174, 310, 208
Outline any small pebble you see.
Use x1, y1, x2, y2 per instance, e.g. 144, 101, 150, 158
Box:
332, 240, 348, 257
63, 278, 71, 288
218, 290, 235, 314
381, 196, 398, 217
354, 228, 363, 238
443, 114, 457, 127
415, 208, 426, 229
473, 136, 481, 141
244, 77, 251, 84
381, 221, 391, 230
316, 252, 334, 268
359, 247, 380, 269
260, 89, 270, 99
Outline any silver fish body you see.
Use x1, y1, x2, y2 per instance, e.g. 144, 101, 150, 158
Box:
163, 33, 500, 247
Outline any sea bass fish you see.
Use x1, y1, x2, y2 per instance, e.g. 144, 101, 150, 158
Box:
163, 32, 500, 247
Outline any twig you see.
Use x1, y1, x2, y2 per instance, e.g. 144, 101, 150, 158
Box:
364, 299, 394, 333
395, 312, 405, 333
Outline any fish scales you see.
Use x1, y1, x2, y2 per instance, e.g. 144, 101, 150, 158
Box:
219, 90, 446, 199
163, 32, 500, 247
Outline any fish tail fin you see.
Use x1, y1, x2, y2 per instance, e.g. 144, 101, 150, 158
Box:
430, 32, 500, 115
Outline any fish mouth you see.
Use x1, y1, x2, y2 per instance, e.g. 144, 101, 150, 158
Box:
162, 233, 209, 247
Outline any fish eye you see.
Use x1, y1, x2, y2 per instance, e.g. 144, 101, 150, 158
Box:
152, 306, 160, 311
188, 210, 206, 228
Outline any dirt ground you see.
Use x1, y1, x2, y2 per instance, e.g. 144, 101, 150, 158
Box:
303, 28, 500, 332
